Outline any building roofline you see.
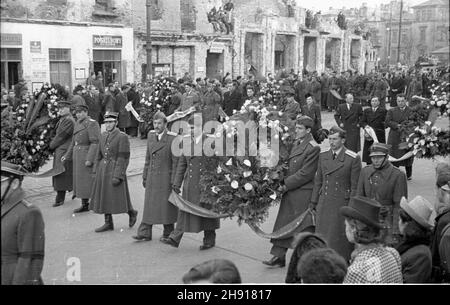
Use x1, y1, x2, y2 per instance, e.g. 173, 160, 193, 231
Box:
0, 17, 127, 28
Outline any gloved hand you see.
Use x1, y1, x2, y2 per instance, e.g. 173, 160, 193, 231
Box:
308, 202, 317, 211
112, 178, 122, 186
172, 186, 181, 194
85, 161, 93, 167
277, 185, 287, 194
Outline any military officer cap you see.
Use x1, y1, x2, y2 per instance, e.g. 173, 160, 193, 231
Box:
329, 125, 346, 138
153, 111, 167, 122
283, 87, 295, 96
1, 161, 28, 180
305, 93, 313, 99
296, 115, 314, 129
57, 100, 72, 108
74, 104, 89, 112
436, 163, 450, 191
369, 143, 390, 157
184, 81, 195, 88
104, 111, 119, 122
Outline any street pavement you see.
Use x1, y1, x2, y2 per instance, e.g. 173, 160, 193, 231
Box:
23, 112, 449, 284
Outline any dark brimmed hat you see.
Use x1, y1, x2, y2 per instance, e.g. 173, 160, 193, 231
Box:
103, 111, 118, 122
436, 163, 450, 191
400, 196, 435, 230
369, 143, 390, 157
340, 196, 383, 229
153, 111, 167, 121
57, 100, 72, 108
296, 115, 314, 129
74, 85, 84, 92
74, 104, 89, 112
329, 125, 346, 138
1, 161, 29, 178
184, 81, 195, 88
305, 93, 313, 99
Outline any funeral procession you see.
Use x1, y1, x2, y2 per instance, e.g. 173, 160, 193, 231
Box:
2, 0, 450, 286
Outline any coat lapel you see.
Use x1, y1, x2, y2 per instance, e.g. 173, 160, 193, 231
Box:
151, 130, 168, 154
324, 148, 345, 175
73, 118, 88, 135
288, 134, 312, 160
1, 189, 26, 218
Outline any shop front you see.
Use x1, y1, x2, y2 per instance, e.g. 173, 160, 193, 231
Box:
1, 33, 22, 90
92, 35, 124, 87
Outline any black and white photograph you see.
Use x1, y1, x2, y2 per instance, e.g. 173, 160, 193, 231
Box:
1, 0, 449, 290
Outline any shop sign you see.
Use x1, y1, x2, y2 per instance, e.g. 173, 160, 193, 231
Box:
30, 41, 41, 53
209, 42, 224, 53
1, 33, 22, 46
93, 35, 122, 48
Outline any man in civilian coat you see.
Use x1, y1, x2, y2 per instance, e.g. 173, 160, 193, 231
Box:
168, 85, 183, 115
309, 76, 322, 107
327, 72, 341, 111
334, 93, 363, 153
125, 84, 140, 137
357, 143, 408, 247
385, 94, 414, 180
223, 81, 242, 116
389, 71, 406, 107
83, 86, 102, 124
103, 83, 118, 113
311, 126, 362, 261
360, 97, 387, 164
89, 112, 138, 232
49, 100, 75, 207
62, 104, 100, 213
262, 116, 320, 268
320, 72, 329, 109
295, 76, 309, 107
117, 85, 132, 133
1, 162, 45, 285
302, 94, 322, 142
370, 73, 388, 108
161, 114, 220, 250
133, 112, 179, 241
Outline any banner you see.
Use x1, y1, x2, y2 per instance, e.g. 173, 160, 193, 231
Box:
125, 102, 144, 122
168, 191, 316, 239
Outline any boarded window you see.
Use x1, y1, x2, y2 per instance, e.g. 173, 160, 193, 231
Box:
49, 48, 71, 88
180, 0, 196, 32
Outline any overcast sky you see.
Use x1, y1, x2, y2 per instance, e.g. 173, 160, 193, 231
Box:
298, 0, 426, 11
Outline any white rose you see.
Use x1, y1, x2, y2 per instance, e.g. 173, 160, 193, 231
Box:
269, 193, 277, 200
31, 149, 36, 154
18, 117, 22, 122
278, 111, 283, 116
36, 145, 40, 150
244, 183, 253, 191
430, 100, 436, 105
437, 101, 443, 107
217, 165, 222, 174
225, 158, 233, 166
243, 171, 252, 178
243, 160, 251, 167
425, 121, 432, 126
274, 134, 279, 139
231, 180, 239, 189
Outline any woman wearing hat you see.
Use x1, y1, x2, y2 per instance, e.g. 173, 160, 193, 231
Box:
396, 196, 434, 283
341, 196, 403, 283
1, 161, 45, 285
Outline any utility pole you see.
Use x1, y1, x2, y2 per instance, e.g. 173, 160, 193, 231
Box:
397, 0, 403, 64
146, 0, 153, 81
387, 2, 393, 67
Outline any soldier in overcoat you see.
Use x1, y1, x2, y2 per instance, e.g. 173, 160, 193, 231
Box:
334, 93, 363, 153
301, 94, 322, 141
360, 97, 387, 164
311, 126, 362, 261
62, 104, 100, 213
1, 162, 45, 285
133, 112, 179, 241
370, 74, 388, 108
49, 100, 74, 207
89, 112, 138, 232
262, 116, 320, 268
161, 114, 220, 250
385, 94, 414, 179
357, 143, 408, 247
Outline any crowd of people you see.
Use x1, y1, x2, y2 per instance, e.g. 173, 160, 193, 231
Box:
1, 65, 449, 285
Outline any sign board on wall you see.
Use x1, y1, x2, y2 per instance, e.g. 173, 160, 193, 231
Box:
75, 68, 86, 79
93, 35, 122, 48
30, 55, 48, 82
209, 42, 224, 53
30, 41, 41, 53
153, 63, 171, 77
1, 33, 22, 45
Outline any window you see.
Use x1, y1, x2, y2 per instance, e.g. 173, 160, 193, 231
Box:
49, 48, 71, 89
437, 26, 448, 42
95, 0, 112, 11
392, 30, 398, 43
401, 31, 408, 44
1, 48, 22, 61
420, 26, 427, 43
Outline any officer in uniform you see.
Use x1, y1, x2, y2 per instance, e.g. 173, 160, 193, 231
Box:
50, 100, 75, 207
1, 161, 45, 285
133, 111, 179, 241
89, 112, 138, 232
356, 143, 408, 247
263, 116, 320, 268
311, 126, 362, 261
62, 104, 100, 213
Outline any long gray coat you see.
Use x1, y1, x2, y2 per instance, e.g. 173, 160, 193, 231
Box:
64, 117, 100, 199
142, 130, 179, 225
50, 114, 74, 191
270, 133, 320, 249
172, 143, 220, 233
386, 106, 414, 167
89, 128, 133, 214
311, 148, 362, 261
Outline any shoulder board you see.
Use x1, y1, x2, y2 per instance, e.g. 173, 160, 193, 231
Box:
149, 130, 156, 133
21, 200, 33, 208
89, 119, 96, 122
309, 140, 319, 147
345, 150, 357, 158
183, 134, 191, 138
167, 131, 178, 136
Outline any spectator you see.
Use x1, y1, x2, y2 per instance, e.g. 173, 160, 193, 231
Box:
396, 196, 434, 283
117, 84, 132, 133
83, 86, 102, 124
285, 232, 327, 283
297, 248, 348, 283
86, 71, 96, 87
223, 80, 242, 116
341, 196, 403, 283
182, 259, 241, 284
431, 163, 450, 283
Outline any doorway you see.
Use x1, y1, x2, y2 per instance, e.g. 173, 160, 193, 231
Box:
303, 37, 317, 72
206, 51, 224, 80
1, 48, 22, 89
93, 50, 122, 87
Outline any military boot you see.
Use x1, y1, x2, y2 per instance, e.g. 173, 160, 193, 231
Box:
73, 199, 90, 213
95, 214, 114, 233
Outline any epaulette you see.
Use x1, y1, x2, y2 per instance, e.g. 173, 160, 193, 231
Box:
21, 200, 33, 208
309, 140, 319, 147
183, 134, 191, 137
89, 119, 96, 122
167, 131, 178, 136
345, 149, 357, 158
149, 130, 156, 133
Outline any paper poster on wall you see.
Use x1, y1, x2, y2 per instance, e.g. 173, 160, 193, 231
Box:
197, 67, 205, 72
75, 68, 86, 79
112, 69, 118, 74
